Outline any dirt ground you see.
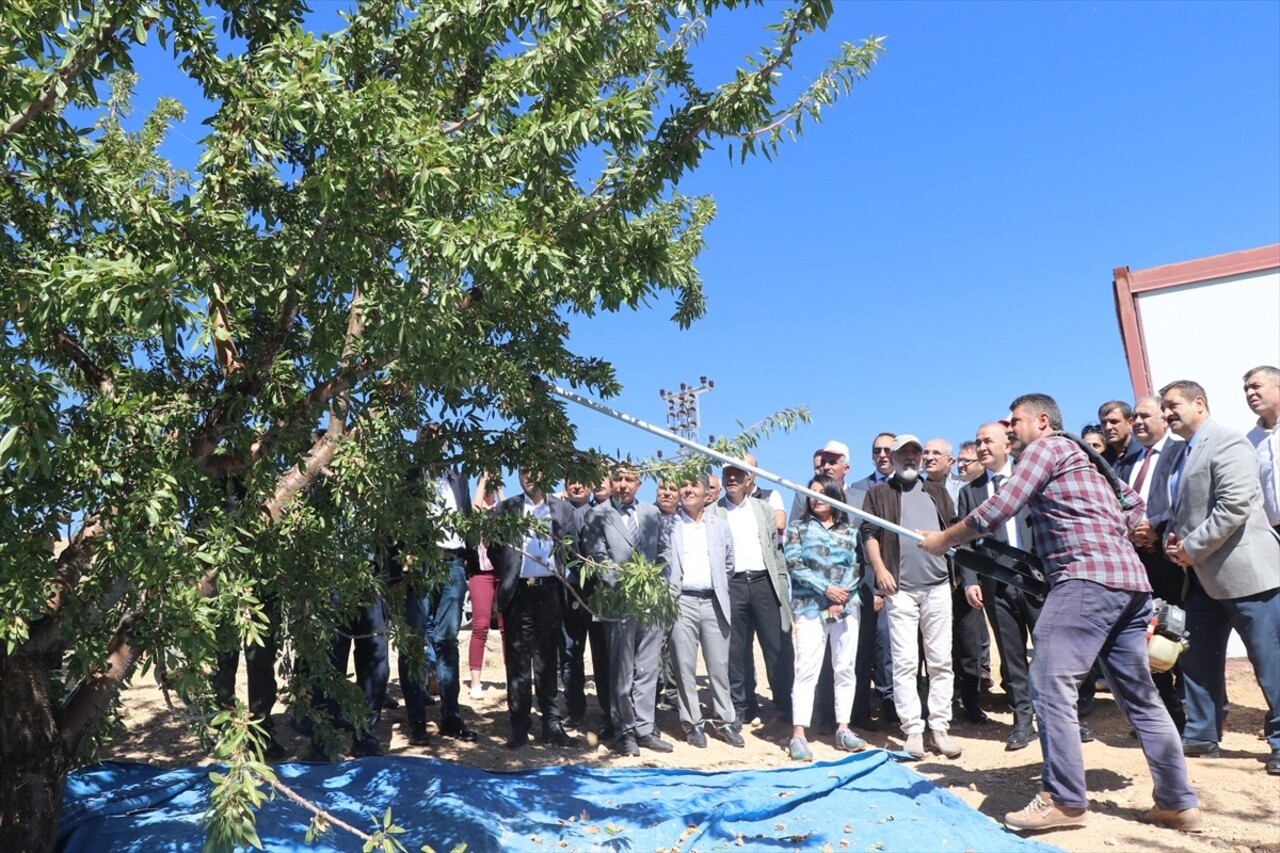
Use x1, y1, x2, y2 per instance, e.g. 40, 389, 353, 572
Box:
104, 633, 1280, 853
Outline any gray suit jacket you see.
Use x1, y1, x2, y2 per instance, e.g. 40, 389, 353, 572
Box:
1171, 419, 1280, 600
582, 499, 667, 587
661, 512, 735, 619
711, 496, 792, 630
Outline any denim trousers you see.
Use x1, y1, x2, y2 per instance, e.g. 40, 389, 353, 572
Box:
1031, 579, 1197, 811
1181, 581, 1280, 752
402, 555, 467, 723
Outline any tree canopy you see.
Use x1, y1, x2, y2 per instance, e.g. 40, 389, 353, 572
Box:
0, 0, 880, 848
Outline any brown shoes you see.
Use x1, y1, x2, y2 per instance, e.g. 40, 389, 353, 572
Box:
1141, 806, 1205, 833
1004, 793, 1088, 831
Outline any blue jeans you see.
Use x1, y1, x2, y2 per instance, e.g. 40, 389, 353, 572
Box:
402, 554, 467, 723
1031, 579, 1196, 811
1181, 581, 1280, 752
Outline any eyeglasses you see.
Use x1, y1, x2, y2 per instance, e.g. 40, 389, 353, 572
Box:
957, 458, 979, 467
872, 448, 892, 456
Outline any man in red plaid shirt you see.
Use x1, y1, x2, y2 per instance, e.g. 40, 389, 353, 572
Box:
921, 393, 1201, 834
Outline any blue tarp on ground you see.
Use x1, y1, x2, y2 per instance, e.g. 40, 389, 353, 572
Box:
61, 751, 1062, 852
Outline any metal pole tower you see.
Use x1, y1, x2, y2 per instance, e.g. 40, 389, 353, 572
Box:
658, 377, 714, 457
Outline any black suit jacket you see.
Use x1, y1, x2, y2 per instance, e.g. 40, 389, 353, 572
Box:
955, 470, 1035, 590
1133, 438, 1186, 534
492, 494, 575, 611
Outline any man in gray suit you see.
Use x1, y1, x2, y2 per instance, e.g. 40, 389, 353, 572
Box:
664, 474, 743, 747
582, 463, 673, 755
1160, 380, 1280, 775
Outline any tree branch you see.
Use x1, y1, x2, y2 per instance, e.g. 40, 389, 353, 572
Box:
58, 610, 143, 754
54, 331, 115, 397
1, 5, 135, 142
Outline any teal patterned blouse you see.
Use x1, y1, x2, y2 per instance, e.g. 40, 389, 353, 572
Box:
784, 517, 860, 620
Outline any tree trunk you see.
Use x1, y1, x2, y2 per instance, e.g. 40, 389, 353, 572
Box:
0, 643, 71, 853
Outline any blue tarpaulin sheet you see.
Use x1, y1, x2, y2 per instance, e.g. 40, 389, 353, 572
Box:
61, 751, 1062, 852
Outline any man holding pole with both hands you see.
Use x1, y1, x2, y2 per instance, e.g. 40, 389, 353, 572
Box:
918, 393, 1201, 834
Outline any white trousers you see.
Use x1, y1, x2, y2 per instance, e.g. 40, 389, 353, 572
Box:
790, 607, 861, 729
886, 581, 954, 735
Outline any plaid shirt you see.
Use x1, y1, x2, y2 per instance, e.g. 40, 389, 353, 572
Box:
963, 434, 1150, 591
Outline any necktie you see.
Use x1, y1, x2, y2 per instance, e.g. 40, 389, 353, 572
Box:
1169, 450, 1187, 507
1132, 448, 1156, 495
991, 474, 1020, 548
623, 505, 638, 539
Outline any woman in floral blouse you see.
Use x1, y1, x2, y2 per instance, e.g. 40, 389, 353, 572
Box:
785, 474, 865, 760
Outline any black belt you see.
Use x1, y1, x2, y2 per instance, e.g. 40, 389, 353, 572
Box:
733, 571, 771, 583
518, 576, 555, 587
681, 587, 715, 599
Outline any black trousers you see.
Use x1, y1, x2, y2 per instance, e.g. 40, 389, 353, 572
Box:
318, 596, 389, 734
561, 581, 611, 721
728, 573, 793, 721
503, 580, 564, 733
213, 596, 280, 724
982, 578, 1041, 728
851, 585, 893, 721
952, 584, 987, 712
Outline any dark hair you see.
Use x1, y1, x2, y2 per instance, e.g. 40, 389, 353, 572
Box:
1158, 380, 1210, 412
1097, 400, 1132, 421
1081, 423, 1104, 441
1009, 393, 1064, 431
872, 432, 897, 446
800, 474, 848, 526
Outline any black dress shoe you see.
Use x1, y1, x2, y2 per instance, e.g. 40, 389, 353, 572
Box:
542, 723, 580, 747
614, 734, 640, 756
851, 715, 880, 732
965, 707, 991, 725
382, 695, 400, 710
720, 726, 745, 748
1183, 741, 1221, 758
1078, 723, 1095, 743
600, 724, 617, 741
263, 738, 288, 761
404, 722, 432, 746
351, 735, 382, 757
1006, 727, 1034, 751
881, 703, 900, 726
505, 727, 530, 749
686, 727, 708, 748
1266, 750, 1280, 775
439, 717, 479, 742
636, 732, 674, 753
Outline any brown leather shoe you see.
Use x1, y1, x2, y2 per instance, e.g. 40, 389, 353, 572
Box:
1004, 794, 1087, 831
1141, 806, 1204, 833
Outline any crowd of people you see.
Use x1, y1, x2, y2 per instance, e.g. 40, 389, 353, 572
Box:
215, 365, 1280, 835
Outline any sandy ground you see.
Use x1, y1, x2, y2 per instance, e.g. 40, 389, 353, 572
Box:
104, 632, 1280, 853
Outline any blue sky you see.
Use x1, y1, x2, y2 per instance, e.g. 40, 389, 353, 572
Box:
128, 1, 1280, 500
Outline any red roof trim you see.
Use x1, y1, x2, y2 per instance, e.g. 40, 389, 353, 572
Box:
1112, 243, 1279, 398
1125, 244, 1280, 293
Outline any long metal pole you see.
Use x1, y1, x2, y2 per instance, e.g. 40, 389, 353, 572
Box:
550, 384, 925, 543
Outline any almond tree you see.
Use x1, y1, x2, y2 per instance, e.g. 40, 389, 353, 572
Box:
0, 1, 881, 847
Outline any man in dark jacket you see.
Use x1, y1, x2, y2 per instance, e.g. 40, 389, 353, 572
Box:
862, 434, 961, 761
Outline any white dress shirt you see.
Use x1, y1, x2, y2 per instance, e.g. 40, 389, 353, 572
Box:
724, 498, 765, 574
677, 509, 713, 590
1125, 433, 1172, 507
1247, 418, 1280, 526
